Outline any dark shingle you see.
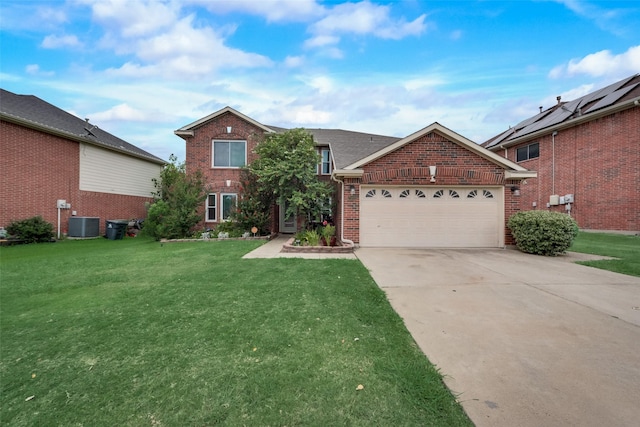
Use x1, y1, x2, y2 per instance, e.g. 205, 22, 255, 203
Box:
0, 88, 164, 164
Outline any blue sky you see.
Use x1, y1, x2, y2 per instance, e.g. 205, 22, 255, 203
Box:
1, 0, 639, 162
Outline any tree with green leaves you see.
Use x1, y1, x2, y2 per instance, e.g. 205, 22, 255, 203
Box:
144, 154, 208, 240
250, 128, 331, 222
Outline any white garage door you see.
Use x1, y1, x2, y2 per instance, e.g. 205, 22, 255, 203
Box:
360, 186, 503, 248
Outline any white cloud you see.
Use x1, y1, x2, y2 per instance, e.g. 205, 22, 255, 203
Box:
549, 45, 640, 79
306, 1, 427, 49
88, 103, 158, 122
25, 64, 55, 76
191, 0, 323, 23
284, 55, 304, 68
103, 15, 272, 78
41, 34, 82, 49
82, 0, 178, 37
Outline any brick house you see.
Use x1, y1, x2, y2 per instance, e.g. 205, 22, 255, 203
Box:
483, 74, 640, 234
0, 89, 165, 237
176, 107, 535, 247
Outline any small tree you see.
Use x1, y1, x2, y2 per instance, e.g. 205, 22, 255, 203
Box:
144, 155, 208, 240
227, 168, 274, 235
250, 129, 331, 221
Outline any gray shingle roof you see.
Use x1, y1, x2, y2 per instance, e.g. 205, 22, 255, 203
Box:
483, 73, 640, 149
1, 88, 165, 164
266, 126, 401, 169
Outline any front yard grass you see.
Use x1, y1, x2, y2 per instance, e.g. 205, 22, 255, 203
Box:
569, 231, 640, 277
0, 237, 471, 426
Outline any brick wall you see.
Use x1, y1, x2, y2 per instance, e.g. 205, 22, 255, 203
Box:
1, 121, 153, 236
503, 107, 640, 233
181, 112, 267, 228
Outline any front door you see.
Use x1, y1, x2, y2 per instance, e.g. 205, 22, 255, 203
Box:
279, 198, 297, 233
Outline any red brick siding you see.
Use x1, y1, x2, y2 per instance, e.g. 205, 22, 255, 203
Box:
1, 121, 152, 235
503, 107, 640, 233
182, 112, 267, 228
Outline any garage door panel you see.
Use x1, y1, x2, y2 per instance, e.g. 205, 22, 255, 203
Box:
360, 186, 502, 248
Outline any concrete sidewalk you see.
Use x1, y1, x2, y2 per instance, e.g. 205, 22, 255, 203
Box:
242, 234, 357, 259
355, 247, 640, 427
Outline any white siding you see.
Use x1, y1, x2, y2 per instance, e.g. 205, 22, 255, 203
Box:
79, 143, 161, 197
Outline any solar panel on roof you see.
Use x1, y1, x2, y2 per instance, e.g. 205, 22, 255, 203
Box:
583, 83, 638, 113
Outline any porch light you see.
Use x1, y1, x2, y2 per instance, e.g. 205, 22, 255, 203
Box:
226, 126, 232, 133
429, 165, 437, 183
510, 185, 520, 196
350, 185, 356, 195
226, 179, 231, 187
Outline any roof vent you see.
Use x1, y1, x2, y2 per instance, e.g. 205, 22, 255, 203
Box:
556, 96, 562, 105
539, 106, 543, 113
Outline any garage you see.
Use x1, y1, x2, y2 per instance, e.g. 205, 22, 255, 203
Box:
359, 186, 504, 248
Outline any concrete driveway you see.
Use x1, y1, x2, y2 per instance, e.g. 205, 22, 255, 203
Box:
355, 247, 640, 427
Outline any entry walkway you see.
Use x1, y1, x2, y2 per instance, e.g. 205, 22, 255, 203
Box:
242, 234, 357, 259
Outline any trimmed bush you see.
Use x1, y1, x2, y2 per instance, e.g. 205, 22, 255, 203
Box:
507, 210, 579, 256
6, 216, 55, 243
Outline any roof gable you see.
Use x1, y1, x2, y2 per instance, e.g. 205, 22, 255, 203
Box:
0, 88, 164, 164
174, 106, 275, 136
344, 122, 528, 172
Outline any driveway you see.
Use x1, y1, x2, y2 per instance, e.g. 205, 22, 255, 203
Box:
355, 248, 640, 427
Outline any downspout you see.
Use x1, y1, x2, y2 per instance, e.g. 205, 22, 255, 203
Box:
331, 173, 355, 247
552, 131, 558, 194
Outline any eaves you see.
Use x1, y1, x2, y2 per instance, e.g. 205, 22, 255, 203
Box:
1, 112, 166, 165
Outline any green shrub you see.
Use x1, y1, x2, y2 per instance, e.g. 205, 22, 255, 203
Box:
6, 216, 54, 243
507, 210, 579, 256
304, 229, 321, 246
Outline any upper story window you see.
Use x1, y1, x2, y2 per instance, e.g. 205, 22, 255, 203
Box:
213, 140, 246, 168
320, 148, 332, 175
516, 142, 539, 162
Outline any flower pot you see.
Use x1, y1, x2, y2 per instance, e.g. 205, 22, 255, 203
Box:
330, 236, 337, 246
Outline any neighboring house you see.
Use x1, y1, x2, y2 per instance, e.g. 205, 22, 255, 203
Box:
0, 89, 165, 237
482, 74, 640, 234
176, 107, 535, 248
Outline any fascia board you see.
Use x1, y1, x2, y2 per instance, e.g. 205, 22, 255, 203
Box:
505, 170, 538, 180
332, 169, 364, 178
174, 106, 275, 134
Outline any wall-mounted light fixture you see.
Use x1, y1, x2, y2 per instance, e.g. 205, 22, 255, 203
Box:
510, 185, 520, 196
349, 185, 356, 195
429, 165, 437, 183
226, 179, 231, 187
226, 126, 232, 134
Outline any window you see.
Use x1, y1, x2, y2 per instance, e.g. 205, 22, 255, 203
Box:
221, 193, 237, 221
320, 148, 332, 175
213, 140, 246, 168
516, 142, 539, 162
205, 194, 216, 222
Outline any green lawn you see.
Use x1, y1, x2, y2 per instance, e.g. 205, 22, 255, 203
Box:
0, 237, 471, 426
569, 231, 640, 277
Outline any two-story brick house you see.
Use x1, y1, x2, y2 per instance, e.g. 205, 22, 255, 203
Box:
176, 107, 535, 248
1, 89, 165, 237
483, 74, 640, 234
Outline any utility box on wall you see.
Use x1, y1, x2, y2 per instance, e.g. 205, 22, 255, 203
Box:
549, 195, 560, 206
68, 217, 100, 238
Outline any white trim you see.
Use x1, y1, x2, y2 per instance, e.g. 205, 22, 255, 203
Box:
205, 193, 217, 222
320, 148, 332, 175
174, 106, 275, 134
212, 140, 247, 168
221, 193, 237, 221
332, 168, 364, 178
345, 122, 528, 172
